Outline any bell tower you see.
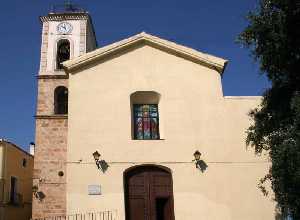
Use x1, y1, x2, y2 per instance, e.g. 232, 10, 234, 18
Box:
33, 3, 97, 218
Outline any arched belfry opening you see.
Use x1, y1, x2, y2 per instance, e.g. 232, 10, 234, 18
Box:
56, 39, 70, 69
124, 165, 175, 220
54, 86, 68, 114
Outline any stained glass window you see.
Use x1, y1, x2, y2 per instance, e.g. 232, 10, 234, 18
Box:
134, 104, 159, 140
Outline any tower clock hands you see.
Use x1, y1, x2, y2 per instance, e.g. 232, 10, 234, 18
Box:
57, 22, 73, 34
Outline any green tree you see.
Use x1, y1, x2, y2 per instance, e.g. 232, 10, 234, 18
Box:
238, 0, 300, 218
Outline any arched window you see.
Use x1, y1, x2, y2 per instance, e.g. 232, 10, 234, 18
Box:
130, 91, 161, 140
56, 39, 70, 69
54, 86, 68, 114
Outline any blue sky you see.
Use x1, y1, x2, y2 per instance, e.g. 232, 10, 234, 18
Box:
0, 0, 269, 151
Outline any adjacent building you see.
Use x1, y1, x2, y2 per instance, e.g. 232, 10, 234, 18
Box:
32, 6, 276, 220
0, 139, 33, 220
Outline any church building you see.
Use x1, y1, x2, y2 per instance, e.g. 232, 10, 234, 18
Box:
32, 5, 276, 220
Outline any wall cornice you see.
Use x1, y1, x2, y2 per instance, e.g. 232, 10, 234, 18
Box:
35, 115, 68, 119
37, 75, 69, 79
40, 13, 90, 23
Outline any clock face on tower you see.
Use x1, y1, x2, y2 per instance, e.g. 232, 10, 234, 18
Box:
57, 22, 73, 34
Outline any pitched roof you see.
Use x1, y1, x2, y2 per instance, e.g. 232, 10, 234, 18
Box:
63, 32, 228, 74
0, 139, 34, 158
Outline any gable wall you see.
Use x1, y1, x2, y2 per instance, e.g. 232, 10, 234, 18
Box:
68, 44, 225, 160
66, 45, 275, 219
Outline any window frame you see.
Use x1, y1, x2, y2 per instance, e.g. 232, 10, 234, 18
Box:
133, 104, 160, 140
56, 39, 71, 70
54, 86, 68, 115
9, 176, 18, 205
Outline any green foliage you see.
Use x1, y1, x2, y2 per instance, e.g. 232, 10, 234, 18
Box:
239, 0, 300, 218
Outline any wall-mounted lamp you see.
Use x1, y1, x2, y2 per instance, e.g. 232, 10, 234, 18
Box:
93, 151, 109, 173
32, 185, 38, 193
32, 185, 46, 201
193, 150, 202, 162
193, 150, 208, 173
93, 151, 101, 161
35, 191, 46, 201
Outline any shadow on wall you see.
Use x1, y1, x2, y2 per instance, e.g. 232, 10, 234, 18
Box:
196, 160, 208, 173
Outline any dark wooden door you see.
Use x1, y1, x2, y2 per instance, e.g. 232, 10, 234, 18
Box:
125, 166, 175, 220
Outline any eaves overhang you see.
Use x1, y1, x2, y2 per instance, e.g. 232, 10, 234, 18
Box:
39, 12, 98, 47
63, 32, 228, 74
39, 12, 90, 23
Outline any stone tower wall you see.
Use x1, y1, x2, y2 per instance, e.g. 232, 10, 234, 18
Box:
32, 11, 97, 218
32, 76, 68, 218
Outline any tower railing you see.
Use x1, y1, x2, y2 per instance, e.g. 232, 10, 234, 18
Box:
31, 210, 118, 220
50, 1, 86, 14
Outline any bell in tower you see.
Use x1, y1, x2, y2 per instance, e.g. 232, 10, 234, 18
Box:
38, 1, 97, 75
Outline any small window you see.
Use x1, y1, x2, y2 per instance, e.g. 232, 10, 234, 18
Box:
56, 39, 70, 69
22, 158, 27, 167
133, 104, 159, 140
54, 86, 68, 114
10, 177, 18, 204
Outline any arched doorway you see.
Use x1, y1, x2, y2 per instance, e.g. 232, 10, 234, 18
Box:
124, 165, 175, 220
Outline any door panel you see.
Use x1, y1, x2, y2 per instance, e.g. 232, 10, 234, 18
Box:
125, 166, 175, 220
128, 197, 147, 220
152, 174, 172, 195
126, 170, 150, 220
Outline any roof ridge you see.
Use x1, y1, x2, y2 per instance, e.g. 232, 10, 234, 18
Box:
64, 32, 228, 74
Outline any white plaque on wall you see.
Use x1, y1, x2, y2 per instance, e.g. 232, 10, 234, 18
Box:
88, 185, 101, 195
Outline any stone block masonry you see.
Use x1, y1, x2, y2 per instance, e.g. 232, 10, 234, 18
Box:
36, 77, 68, 115
32, 76, 68, 218
32, 118, 67, 218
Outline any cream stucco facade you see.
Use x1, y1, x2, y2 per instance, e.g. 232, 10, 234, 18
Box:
0, 140, 33, 220
63, 35, 276, 219
32, 9, 276, 219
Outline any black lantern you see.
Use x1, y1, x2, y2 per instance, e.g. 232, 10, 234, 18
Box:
32, 185, 38, 193
193, 150, 202, 161
193, 150, 207, 172
92, 151, 109, 173
93, 151, 101, 162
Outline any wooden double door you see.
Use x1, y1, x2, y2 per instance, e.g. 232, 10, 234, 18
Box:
125, 166, 175, 220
